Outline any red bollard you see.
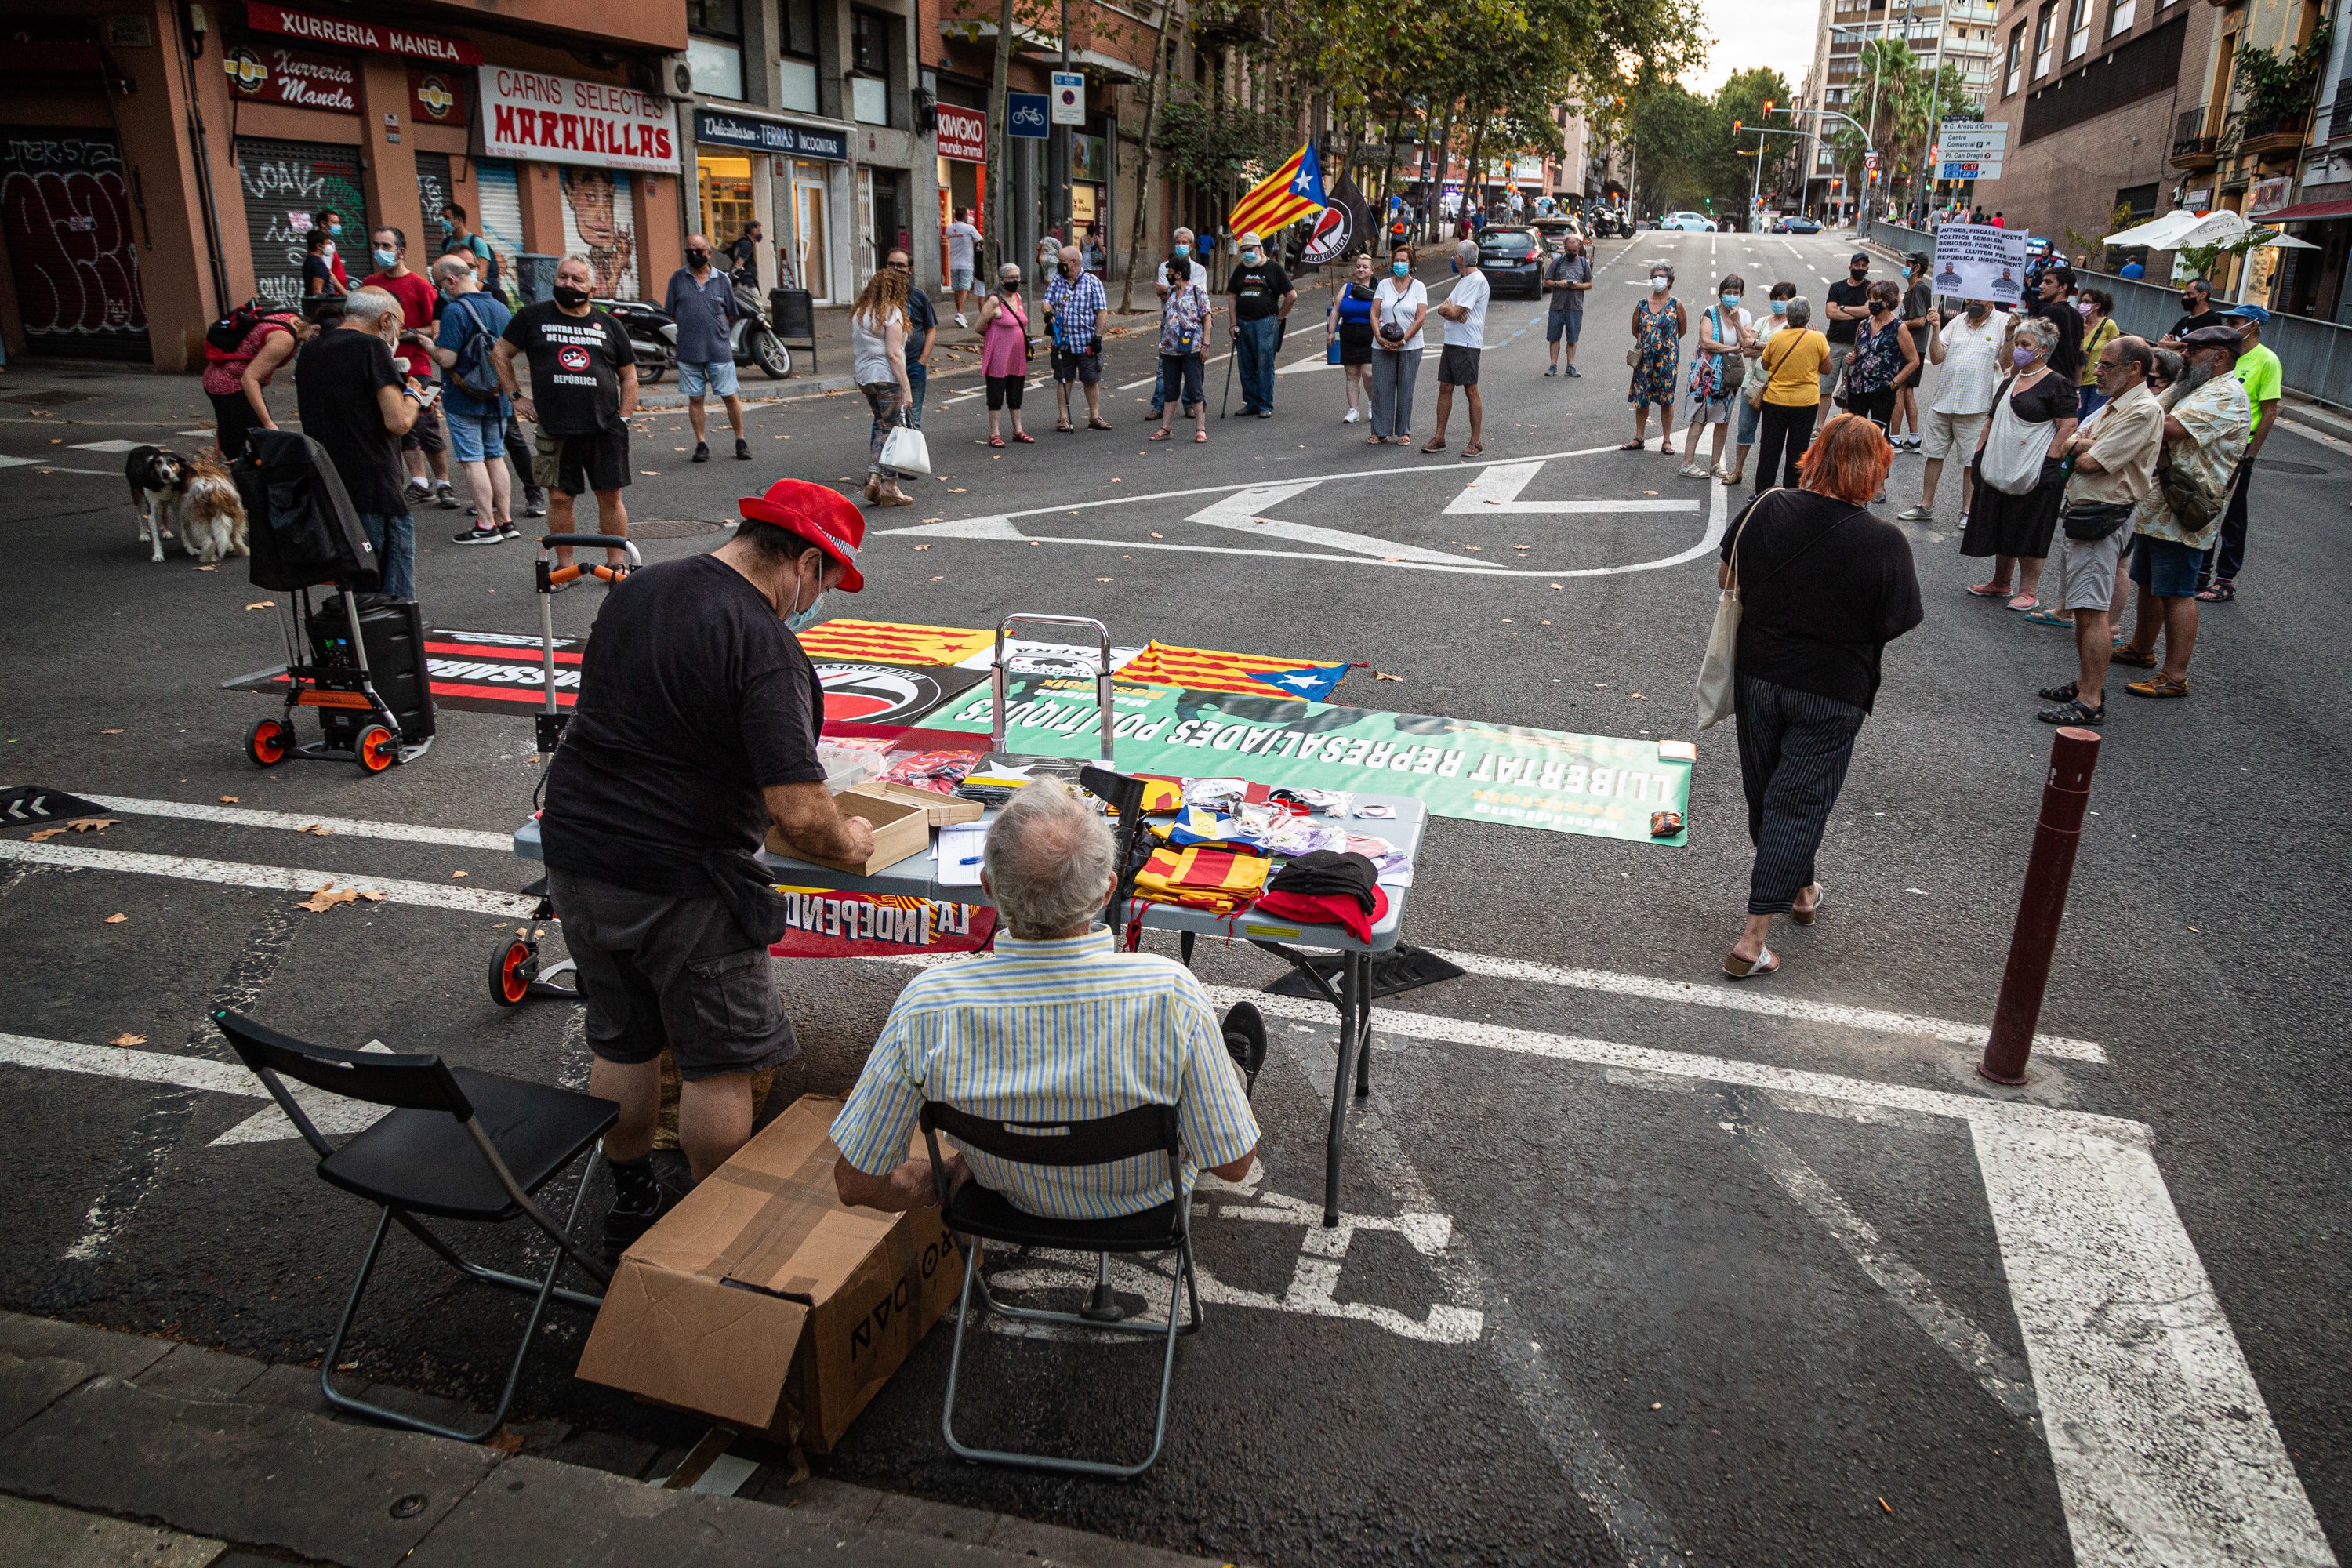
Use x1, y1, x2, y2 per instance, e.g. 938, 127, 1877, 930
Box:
1979, 726, 2103, 1085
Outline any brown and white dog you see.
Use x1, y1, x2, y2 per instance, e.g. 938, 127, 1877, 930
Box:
125, 445, 187, 562
178, 453, 249, 564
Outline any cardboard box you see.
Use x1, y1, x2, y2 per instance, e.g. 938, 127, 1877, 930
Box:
575, 1096, 964, 1453
844, 779, 985, 828
772, 791, 930, 876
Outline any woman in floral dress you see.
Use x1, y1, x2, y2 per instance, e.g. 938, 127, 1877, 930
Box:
1623, 263, 1686, 452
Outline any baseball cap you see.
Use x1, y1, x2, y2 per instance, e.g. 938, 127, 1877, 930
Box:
1849, 252, 1871, 266
737, 478, 867, 592
2223, 302, 2270, 325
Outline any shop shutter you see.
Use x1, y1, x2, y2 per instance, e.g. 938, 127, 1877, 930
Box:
474, 160, 524, 298
414, 152, 452, 238
0, 125, 150, 358
234, 138, 366, 311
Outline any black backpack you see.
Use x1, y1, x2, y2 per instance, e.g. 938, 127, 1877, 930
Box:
205, 299, 274, 357
234, 429, 381, 593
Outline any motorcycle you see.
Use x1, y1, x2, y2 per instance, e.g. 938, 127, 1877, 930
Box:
728, 267, 793, 380
599, 297, 679, 386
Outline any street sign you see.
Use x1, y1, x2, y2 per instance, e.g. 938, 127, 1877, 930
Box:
1864, 150, 1879, 172
1939, 159, 2002, 181
1940, 127, 2009, 157
1050, 71, 1084, 126
1007, 91, 1049, 140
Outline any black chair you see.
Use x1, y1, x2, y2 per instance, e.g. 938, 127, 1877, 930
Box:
213, 1010, 618, 1443
920, 1101, 1202, 1478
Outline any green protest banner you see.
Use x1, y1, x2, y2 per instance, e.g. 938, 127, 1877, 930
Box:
919, 678, 1692, 845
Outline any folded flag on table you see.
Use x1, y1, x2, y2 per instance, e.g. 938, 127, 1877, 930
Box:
796, 619, 996, 667
1116, 640, 1352, 700
1132, 844, 1269, 915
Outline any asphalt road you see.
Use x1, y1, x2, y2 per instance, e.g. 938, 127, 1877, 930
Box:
2, 227, 2349, 1567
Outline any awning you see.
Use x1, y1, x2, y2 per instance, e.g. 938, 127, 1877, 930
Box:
2250, 196, 2352, 223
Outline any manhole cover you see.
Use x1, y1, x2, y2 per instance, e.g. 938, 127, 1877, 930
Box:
2262, 459, 2333, 476
1, 390, 96, 405
626, 517, 729, 539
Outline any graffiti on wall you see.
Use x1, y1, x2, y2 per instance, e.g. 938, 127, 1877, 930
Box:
560, 167, 637, 300
0, 132, 147, 346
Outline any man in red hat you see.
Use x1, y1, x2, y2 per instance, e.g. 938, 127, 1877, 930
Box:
538, 477, 877, 1247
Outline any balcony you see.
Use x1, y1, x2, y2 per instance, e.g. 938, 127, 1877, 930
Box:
2172, 108, 2218, 165
2330, 77, 2352, 142
1191, 2, 1269, 43
2238, 108, 2311, 156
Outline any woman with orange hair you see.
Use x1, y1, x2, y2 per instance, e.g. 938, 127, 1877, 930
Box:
1716, 413, 1923, 978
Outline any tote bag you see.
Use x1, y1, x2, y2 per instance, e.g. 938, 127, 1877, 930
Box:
1977, 378, 2059, 496
1696, 489, 1777, 730
880, 425, 931, 476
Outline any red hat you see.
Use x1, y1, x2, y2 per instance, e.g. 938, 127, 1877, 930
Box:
737, 478, 867, 592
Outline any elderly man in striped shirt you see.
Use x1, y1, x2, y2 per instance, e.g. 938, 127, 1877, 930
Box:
829, 782, 1263, 1217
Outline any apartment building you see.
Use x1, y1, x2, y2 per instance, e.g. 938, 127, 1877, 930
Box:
2274, 2, 2351, 318
1799, 0, 2003, 205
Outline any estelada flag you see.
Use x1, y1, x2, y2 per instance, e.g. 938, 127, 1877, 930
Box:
1116, 639, 1351, 700
1227, 143, 1327, 239
795, 619, 996, 667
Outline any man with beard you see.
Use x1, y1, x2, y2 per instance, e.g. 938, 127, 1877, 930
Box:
2111, 327, 2251, 699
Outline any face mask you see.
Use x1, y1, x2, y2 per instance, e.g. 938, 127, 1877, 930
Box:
2182, 296, 2199, 309
2077, 300, 2094, 318
1651, 276, 1669, 291
326, 221, 342, 238
1242, 250, 1262, 265
1392, 261, 1410, 278
2012, 346, 2037, 368
687, 249, 710, 267
1003, 280, 1020, 293
1769, 298, 1788, 316
1721, 293, 1741, 309
784, 561, 826, 633
1966, 304, 1988, 321
552, 284, 590, 310
371, 247, 397, 270
1174, 244, 1190, 257
1849, 267, 1866, 280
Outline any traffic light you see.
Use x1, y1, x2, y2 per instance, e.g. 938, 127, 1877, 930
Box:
1763, 100, 1775, 116
1733, 119, 1743, 136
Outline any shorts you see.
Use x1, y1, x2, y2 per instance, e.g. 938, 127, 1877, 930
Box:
680, 359, 740, 399
534, 425, 631, 495
1158, 351, 1204, 411
985, 373, 1025, 412
444, 401, 506, 464
950, 266, 975, 293
1437, 344, 1481, 387
401, 396, 445, 455
2129, 533, 2208, 597
2055, 518, 2126, 612
1822, 339, 1854, 397
1052, 347, 1102, 384
1923, 408, 1987, 461
1545, 307, 1583, 344
546, 866, 798, 1081
1690, 394, 1733, 425
1736, 392, 1762, 446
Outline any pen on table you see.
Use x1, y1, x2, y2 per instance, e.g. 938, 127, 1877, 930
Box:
956, 855, 982, 865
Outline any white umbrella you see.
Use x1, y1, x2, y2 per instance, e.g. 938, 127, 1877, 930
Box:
2249, 228, 2321, 250
2103, 208, 2251, 250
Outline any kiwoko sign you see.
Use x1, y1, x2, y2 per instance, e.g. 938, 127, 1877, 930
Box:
477, 67, 679, 173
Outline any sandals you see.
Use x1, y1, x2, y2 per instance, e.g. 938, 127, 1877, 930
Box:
1011, 431, 1036, 443
2125, 673, 2188, 699
1421, 439, 1449, 454
2109, 644, 2158, 669
1367, 435, 1388, 445
2037, 697, 2104, 727
1149, 428, 1172, 441
1461, 443, 1484, 457
1194, 430, 1208, 442
2196, 580, 2235, 602
1724, 946, 1780, 979
1791, 884, 1824, 927
2038, 681, 2079, 702
1054, 421, 1074, 434
2023, 607, 2074, 628
988, 434, 1006, 448
1618, 439, 1645, 450
1967, 582, 2013, 598
1087, 417, 1114, 431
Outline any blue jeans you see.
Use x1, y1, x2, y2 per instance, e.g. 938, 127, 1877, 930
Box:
906, 361, 927, 428
357, 510, 416, 601
1149, 357, 1168, 416
1235, 316, 1279, 412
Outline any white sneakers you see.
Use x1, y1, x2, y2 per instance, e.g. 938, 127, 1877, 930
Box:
954, 312, 970, 329
1343, 408, 1361, 424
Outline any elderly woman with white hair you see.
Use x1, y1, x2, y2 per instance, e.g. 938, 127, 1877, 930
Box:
1961, 312, 2078, 620
827, 781, 1266, 1220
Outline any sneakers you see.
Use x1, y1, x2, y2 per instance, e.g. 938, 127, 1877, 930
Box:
1544, 365, 1558, 376
524, 494, 549, 518
434, 481, 460, 509
1565, 365, 1581, 377
497, 522, 522, 542
735, 437, 751, 460
1896, 504, 1933, 521
691, 441, 710, 463
404, 477, 431, 504
602, 1155, 670, 1254
954, 312, 970, 329
1343, 408, 1361, 423
1221, 1000, 1267, 1094
451, 524, 505, 546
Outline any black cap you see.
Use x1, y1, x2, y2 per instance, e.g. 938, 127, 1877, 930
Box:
1849, 252, 1871, 266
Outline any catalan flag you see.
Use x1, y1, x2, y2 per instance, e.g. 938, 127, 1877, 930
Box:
795, 619, 996, 667
1115, 640, 1351, 700
1226, 143, 1327, 240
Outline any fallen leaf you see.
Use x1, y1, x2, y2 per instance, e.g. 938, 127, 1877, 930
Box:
300, 824, 332, 836
1109, 477, 1122, 484
100, 728, 125, 735
299, 887, 360, 913
484, 1425, 526, 1455
220, 795, 240, 804
639, 470, 660, 476
336, 1361, 359, 1371
948, 488, 967, 493
103, 913, 129, 924
1501, 618, 1513, 623
1878, 1498, 1893, 1515
1549, 583, 1563, 590
929, 575, 943, 581
1539, 619, 1552, 625
1372, 671, 1403, 682
108, 1033, 147, 1047
1149, 531, 1163, 539
1650, 1402, 1664, 1410
921, 517, 943, 523
451, 869, 469, 878
192, 564, 216, 572
27, 817, 116, 842
245, 601, 274, 611
358, 890, 387, 902
1630, 691, 1646, 699
913, 543, 932, 550
1096, 576, 1113, 583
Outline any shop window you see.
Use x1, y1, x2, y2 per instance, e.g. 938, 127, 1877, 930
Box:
689, 0, 745, 100
779, 0, 820, 113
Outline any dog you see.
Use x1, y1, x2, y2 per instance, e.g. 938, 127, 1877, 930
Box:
125, 445, 188, 562
177, 453, 249, 564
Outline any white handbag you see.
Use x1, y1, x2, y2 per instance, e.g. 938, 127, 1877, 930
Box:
880, 424, 931, 477
1696, 491, 1773, 731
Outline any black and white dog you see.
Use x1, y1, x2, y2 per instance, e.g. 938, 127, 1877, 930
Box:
125, 445, 189, 562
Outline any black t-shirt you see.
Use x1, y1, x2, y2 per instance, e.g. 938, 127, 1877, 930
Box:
1229, 260, 1292, 321
541, 554, 827, 897
1720, 488, 1923, 713
502, 300, 637, 435
293, 328, 408, 517
2165, 307, 2227, 339
1998, 368, 2079, 424
1825, 277, 1871, 344
2024, 297, 2085, 381
303, 254, 343, 297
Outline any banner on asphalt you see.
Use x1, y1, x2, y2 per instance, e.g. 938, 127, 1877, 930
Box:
1931, 222, 2031, 304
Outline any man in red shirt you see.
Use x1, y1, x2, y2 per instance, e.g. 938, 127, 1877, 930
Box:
364, 227, 458, 510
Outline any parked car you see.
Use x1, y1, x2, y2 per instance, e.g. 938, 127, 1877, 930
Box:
1475, 227, 1546, 297
1529, 216, 1582, 252
1773, 214, 1823, 234
1661, 211, 1713, 232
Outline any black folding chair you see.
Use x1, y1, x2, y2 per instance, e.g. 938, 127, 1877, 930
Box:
920, 1101, 1202, 1479
213, 1010, 618, 1443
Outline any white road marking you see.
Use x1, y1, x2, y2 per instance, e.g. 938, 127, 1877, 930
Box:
83, 793, 514, 851
0, 839, 535, 917
0, 1031, 260, 1099
1429, 946, 2109, 1063
0, 456, 117, 475
1119, 350, 1232, 391
1446, 461, 1702, 516
1187, 482, 1468, 564
69, 439, 146, 453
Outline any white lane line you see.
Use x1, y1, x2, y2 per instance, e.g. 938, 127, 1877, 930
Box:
0, 456, 118, 475
0, 1032, 261, 1099
1187, 483, 1469, 565
1973, 1119, 2336, 1567
1429, 946, 2109, 1063
1447, 462, 1702, 515
1120, 350, 1232, 391
0, 840, 535, 917
69, 439, 146, 453
1727, 1113, 2039, 1418
82, 793, 514, 852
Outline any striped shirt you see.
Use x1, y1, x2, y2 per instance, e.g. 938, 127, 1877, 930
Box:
829, 930, 1258, 1219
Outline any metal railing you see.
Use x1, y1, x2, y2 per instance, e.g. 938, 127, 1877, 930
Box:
1857, 215, 2352, 412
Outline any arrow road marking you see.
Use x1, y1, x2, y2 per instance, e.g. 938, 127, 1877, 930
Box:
1446, 460, 1702, 515
0, 839, 535, 917
1185, 482, 1468, 564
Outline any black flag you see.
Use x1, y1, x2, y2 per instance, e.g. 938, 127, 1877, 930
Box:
1301, 172, 1375, 268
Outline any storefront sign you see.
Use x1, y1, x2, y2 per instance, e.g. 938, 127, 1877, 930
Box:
2248, 176, 2293, 219
692, 107, 848, 162
245, 2, 481, 65
408, 68, 469, 125
479, 67, 678, 172
916, 679, 1693, 845
936, 103, 986, 162
223, 42, 359, 113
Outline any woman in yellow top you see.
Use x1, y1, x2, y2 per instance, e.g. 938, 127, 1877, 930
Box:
1752, 296, 1830, 493
2075, 289, 2119, 418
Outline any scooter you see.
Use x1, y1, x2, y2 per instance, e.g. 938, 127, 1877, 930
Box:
600, 297, 679, 386
728, 267, 793, 380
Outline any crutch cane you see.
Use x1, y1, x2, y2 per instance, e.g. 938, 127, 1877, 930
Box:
1218, 330, 1236, 418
